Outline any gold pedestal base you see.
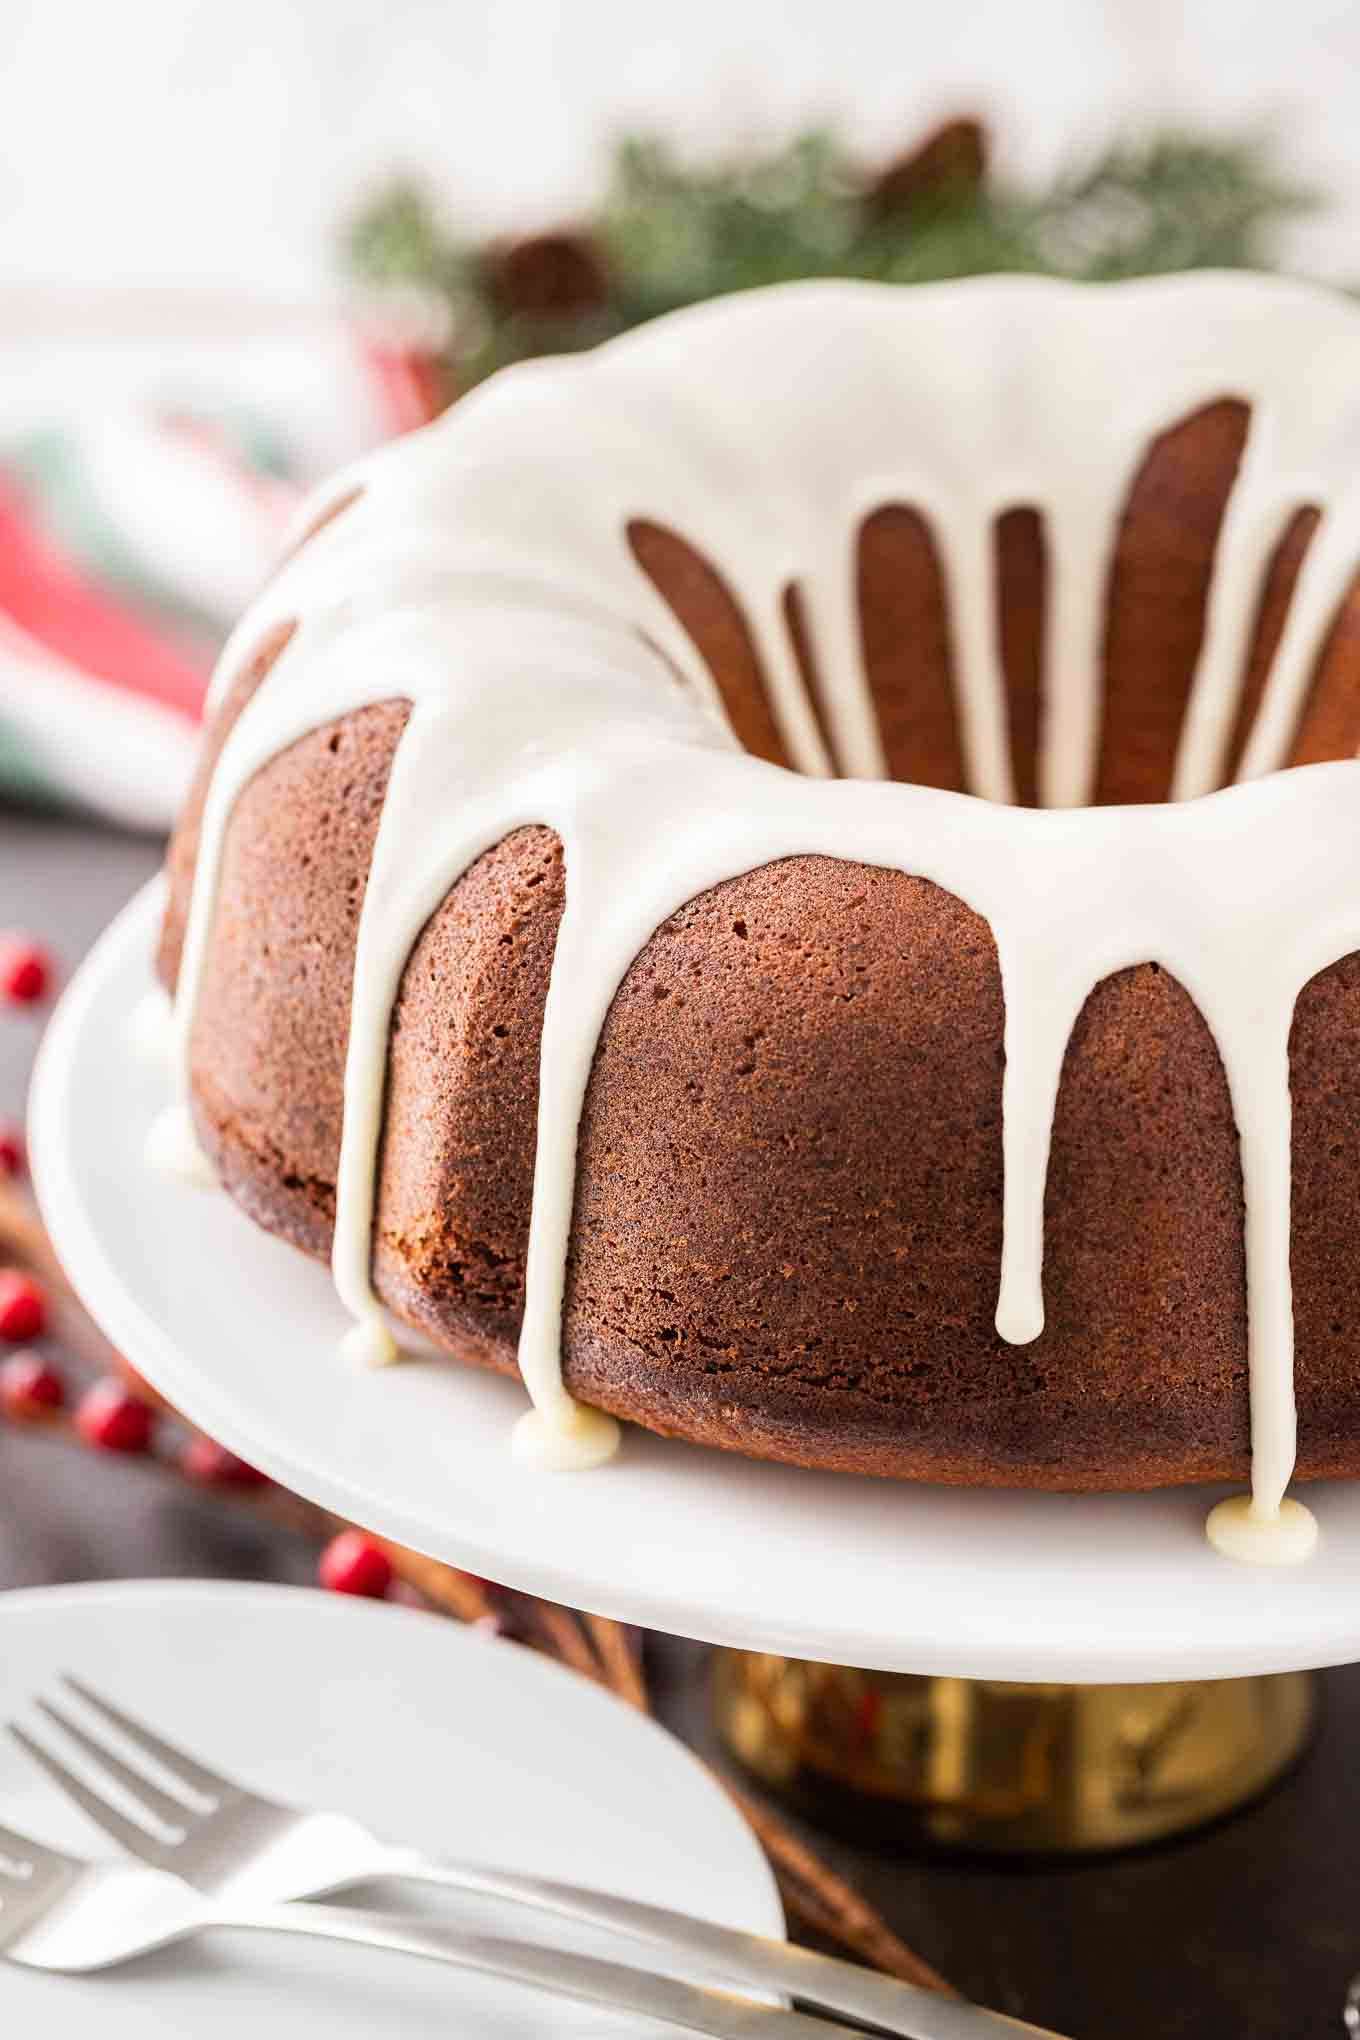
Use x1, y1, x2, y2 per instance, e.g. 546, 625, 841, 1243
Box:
714, 1653, 1314, 1853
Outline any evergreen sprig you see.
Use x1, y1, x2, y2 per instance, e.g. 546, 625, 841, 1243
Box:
345, 124, 1317, 398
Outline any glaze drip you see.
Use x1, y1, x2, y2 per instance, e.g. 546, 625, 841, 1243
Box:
167, 274, 1360, 1543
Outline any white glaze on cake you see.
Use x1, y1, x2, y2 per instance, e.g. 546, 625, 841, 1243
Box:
1204, 1493, 1319, 1566
162, 273, 1360, 1557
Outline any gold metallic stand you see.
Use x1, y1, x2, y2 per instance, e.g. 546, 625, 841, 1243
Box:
714, 1654, 1315, 1853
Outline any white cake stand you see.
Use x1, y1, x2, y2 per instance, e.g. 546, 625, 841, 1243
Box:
28, 881, 1356, 1849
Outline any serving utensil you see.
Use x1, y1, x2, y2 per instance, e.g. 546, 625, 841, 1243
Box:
9, 1673, 1063, 2038
0, 1812, 863, 2035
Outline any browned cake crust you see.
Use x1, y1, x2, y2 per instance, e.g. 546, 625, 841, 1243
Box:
158, 404, 1360, 1490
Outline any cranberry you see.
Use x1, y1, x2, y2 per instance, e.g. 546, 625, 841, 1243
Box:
0, 1270, 46, 1342
75, 1377, 155, 1453
318, 1530, 392, 1599
183, 1435, 269, 1488
0, 935, 53, 1006
115, 1360, 161, 1405
0, 1121, 24, 1178
0, 1350, 65, 1417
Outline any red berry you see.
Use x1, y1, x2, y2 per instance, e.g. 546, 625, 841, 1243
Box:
75, 1377, 155, 1453
0, 1121, 24, 1179
318, 1530, 392, 1599
0, 1270, 46, 1342
0, 934, 53, 1007
115, 1360, 161, 1405
0, 1351, 65, 1418
183, 1435, 269, 1488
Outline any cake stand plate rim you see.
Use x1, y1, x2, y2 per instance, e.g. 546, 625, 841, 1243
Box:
30, 879, 1360, 1685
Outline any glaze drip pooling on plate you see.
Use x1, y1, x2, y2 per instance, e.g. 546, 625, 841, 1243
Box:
162, 273, 1360, 1561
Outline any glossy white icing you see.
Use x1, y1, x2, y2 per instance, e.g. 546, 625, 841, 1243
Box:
1206, 1493, 1320, 1566
128, 984, 176, 1073
144, 1098, 216, 1187
164, 272, 1360, 1555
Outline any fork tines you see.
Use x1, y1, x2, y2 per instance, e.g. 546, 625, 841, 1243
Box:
6, 1674, 229, 1866
0, 1819, 80, 1952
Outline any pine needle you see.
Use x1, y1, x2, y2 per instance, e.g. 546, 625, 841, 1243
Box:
344, 123, 1318, 397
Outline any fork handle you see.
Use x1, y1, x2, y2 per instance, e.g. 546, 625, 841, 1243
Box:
234, 1901, 855, 2037
369, 1853, 1059, 2039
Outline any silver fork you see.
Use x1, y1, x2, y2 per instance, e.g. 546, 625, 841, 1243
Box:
0, 1815, 857, 2036
9, 1674, 1060, 2040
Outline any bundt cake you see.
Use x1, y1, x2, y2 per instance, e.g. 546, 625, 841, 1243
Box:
154, 272, 1360, 1559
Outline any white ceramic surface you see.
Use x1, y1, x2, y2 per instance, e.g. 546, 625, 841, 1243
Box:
0, 1579, 780, 2034
30, 880, 1360, 1682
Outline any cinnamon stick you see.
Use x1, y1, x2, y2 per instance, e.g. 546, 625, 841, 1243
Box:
584, 1610, 648, 1710
0, 1182, 124, 1379
570, 1610, 953, 1997
726, 1781, 956, 1996
528, 1600, 610, 1684
371, 1538, 499, 1627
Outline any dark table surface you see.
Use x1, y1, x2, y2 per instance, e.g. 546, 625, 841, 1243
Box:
2, 801, 1357, 2040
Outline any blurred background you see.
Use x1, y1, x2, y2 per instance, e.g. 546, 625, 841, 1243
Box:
5, 0, 1360, 827
5, 0, 1360, 292
5, 10, 1360, 2035
7, 0, 1360, 819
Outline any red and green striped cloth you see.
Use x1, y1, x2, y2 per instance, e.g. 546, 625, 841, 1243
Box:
0, 317, 442, 830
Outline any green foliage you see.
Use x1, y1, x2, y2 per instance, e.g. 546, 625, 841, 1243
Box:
345, 126, 1317, 396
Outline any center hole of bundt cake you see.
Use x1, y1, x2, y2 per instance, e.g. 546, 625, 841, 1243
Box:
630, 400, 1360, 806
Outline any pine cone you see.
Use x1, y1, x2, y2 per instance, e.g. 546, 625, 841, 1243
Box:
865, 118, 989, 217
482, 230, 611, 319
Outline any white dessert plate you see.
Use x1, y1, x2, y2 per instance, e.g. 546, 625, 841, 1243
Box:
31, 881, 1360, 1682
0, 1579, 780, 2035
